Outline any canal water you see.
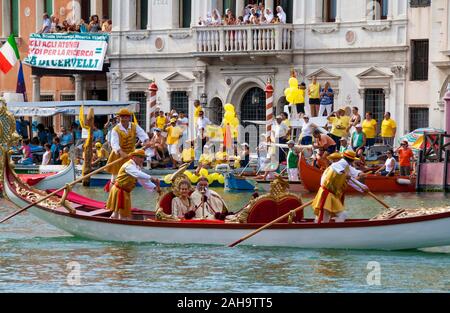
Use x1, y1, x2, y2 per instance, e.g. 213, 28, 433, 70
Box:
0, 187, 449, 293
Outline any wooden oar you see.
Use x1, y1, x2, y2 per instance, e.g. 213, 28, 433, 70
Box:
350, 177, 390, 209
228, 200, 314, 248
0, 156, 130, 224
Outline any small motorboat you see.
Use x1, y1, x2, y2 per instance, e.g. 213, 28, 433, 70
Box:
299, 156, 416, 193
225, 173, 304, 193
3, 150, 450, 251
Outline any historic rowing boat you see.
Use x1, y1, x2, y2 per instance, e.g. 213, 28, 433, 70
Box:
4, 153, 450, 250
299, 156, 416, 193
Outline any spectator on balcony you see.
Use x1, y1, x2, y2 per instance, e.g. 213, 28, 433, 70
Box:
101, 16, 109, 31
78, 19, 88, 33
88, 15, 101, 32
243, 5, 252, 23
257, 3, 265, 16
263, 8, 275, 24
276, 6, 287, 24
50, 16, 62, 33
211, 9, 222, 26
249, 8, 260, 25
104, 20, 112, 32
38, 13, 52, 34
62, 20, 76, 32
224, 9, 234, 25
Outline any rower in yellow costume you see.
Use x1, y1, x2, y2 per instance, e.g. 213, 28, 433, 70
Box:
107, 149, 161, 220
312, 150, 368, 223
106, 108, 151, 183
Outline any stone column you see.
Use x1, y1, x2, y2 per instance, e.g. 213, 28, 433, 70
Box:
293, 0, 305, 24
388, 0, 394, 20
310, 0, 322, 23
236, 0, 245, 17
32, 75, 41, 102
265, 0, 274, 11
74, 74, 84, 101
36, 0, 45, 33
147, 0, 153, 29
335, 0, 341, 23
90, 0, 103, 16
112, 0, 121, 31
2, 0, 11, 37
444, 84, 450, 135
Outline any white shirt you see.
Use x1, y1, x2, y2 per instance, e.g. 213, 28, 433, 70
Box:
42, 151, 51, 165
302, 121, 313, 137
385, 157, 396, 173
123, 159, 156, 192
110, 123, 149, 153
323, 159, 366, 193
273, 122, 288, 139
197, 117, 211, 137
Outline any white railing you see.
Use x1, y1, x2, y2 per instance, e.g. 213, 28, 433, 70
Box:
194, 24, 293, 53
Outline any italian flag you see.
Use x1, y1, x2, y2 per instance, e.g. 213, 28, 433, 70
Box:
0, 35, 20, 74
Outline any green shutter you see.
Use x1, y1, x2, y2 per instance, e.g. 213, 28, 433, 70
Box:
140, 0, 148, 29
11, 0, 19, 37
223, 0, 236, 15
45, 0, 53, 16
109, 0, 112, 20
182, 0, 191, 28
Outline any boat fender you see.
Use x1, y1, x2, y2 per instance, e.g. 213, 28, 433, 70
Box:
397, 178, 412, 185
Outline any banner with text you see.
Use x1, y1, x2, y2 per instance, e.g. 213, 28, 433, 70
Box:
24, 33, 109, 71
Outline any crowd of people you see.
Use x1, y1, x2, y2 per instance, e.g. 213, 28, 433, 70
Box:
199, 4, 287, 26
38, 12, 112, 34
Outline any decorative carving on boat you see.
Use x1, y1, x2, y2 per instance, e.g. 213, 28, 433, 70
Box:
12, 181, 60, 209
371, 207, 450, 220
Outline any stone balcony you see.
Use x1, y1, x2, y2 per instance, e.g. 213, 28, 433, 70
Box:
192, 24, 293, 55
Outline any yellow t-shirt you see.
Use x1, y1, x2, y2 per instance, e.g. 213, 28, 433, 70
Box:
194, 106, 203, 119
156, 116, 166, 130
362, 119, 378, 139
329, 116, 350, 138
60, 153, 70, 166
309, 83, 320, 99
166, 126, 181, 145
381, 119, 397, 138
182, 148, 194, 163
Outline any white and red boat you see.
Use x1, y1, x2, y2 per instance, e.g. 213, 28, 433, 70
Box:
17, 160, 76, 190
3, 153, 450, 251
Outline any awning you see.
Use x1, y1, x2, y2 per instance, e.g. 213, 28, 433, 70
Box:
6, 100, 140, 117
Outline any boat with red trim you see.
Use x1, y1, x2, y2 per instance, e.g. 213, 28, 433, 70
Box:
299, 156, 416, 193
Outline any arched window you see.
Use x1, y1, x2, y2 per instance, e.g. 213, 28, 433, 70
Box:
240, 87, 266, 122
210, 98, 224, 125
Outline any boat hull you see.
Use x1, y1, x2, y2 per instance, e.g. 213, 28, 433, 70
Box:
225, 173, 304, 193
4, 155, 450, 251
299, 157, 416, 193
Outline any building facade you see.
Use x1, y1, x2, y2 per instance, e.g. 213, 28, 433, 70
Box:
0, 0, 111, 127
108, 0, 418, 140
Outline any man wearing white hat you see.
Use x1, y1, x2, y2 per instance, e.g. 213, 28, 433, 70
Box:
351, 124, 366, 158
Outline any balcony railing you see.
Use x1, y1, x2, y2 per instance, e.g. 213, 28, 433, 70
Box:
193, 24, 293, 54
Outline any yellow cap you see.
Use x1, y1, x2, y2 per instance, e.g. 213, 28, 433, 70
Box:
95, 142, 102, 148
117, 108, 133, 116
343, 150, 359, 161
327, 152, 343, 161
130, 149, 146, 158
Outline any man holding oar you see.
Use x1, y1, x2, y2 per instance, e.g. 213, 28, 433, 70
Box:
312, 150, 368, 224
105, 108, 151, 190
107, 149, 161, 220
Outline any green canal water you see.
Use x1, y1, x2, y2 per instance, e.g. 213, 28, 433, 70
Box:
0, 187, 449, 293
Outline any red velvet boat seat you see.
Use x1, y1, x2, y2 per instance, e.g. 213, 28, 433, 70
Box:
159, 192, 176, 215
247, 195, 303, 224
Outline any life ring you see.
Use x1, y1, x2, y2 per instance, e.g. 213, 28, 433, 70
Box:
397, 178, 412, 185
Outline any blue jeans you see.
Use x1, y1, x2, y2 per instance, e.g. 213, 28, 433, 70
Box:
301, 136, 312, 145
366, 138, 376, 147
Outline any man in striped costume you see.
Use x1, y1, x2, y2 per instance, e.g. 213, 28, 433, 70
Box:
107, 149, 161, 220
312, 150, 368, 223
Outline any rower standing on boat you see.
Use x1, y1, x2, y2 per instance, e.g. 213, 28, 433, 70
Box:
107, 149, 161, 220
312, 150, 368, 224
105, 108, 151, 189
